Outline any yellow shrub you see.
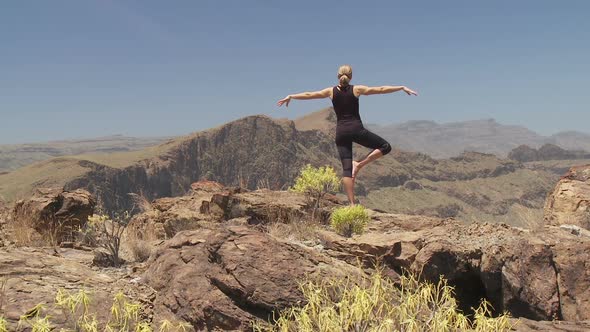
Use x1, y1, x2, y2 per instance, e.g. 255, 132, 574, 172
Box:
330, 205, 369, 237
254, 269, 514, 332
0, 316, 7, 332
290, 165, 340, 208
11, 289, 192, 332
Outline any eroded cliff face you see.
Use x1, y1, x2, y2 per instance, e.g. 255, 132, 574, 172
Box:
544, 165, 590, 230
64, 116, 339, 213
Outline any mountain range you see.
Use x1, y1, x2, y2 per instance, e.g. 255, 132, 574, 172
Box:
366, 116, 590, 158
3, 109, 589, 228
3, 109, 589, 174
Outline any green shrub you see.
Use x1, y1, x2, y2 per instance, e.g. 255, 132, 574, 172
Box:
253, 269, 514, 332
290, 165, 340, 209
330, 205, 369, 237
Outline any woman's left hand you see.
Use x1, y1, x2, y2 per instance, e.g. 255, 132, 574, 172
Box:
403, 87, 418, 96
277, 96, 291, 107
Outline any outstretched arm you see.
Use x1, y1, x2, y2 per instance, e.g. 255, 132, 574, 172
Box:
355, 85, 418, 96
277, 87, 332, 108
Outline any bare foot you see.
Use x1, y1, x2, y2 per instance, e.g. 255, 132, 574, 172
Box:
352, 161, 363, 178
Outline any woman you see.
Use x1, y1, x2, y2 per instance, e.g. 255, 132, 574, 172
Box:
277, 65, 418, 206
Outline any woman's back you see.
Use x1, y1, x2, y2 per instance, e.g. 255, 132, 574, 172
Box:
331, 85, 362, 125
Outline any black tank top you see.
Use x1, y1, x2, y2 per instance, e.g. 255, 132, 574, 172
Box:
331, 85, 362, 126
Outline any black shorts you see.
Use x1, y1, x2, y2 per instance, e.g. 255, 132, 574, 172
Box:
335, 124, 391, 177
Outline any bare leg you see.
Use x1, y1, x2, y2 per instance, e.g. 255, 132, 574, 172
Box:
353, 149, 383, 178
342, 177, 355, 206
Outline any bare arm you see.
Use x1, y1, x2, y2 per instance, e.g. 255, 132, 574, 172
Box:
355, 85, 418, 96
277, 87, 332, 108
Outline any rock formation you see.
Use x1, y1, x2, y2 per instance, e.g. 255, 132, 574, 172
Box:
134, 187, 590, 329
12, 188, 95, 243
544, 165, 590, 230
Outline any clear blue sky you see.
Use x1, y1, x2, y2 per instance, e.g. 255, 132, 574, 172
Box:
1, 0, 589, 144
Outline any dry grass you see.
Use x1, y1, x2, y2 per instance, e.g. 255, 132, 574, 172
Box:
8, 288, 192, 332
254, 269, 514, 332
5, 211, 43, 247
125, 228, 154, 263
5, 208, 76, 247
267, 219, 321, 245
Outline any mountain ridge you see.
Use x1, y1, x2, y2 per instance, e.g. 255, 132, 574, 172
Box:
0, 113, 566, 229
288, 108, 590, 157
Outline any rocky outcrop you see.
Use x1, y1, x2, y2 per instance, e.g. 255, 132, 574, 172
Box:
142, 225, 355, 331
318, 213, 590, 322
544, 165, 590, 230
127, 183, 338, 241
131, 188, 590, 330
12, 188, 95, 242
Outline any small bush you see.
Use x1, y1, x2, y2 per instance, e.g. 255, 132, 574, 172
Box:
254, 269, 514, 332
330, 205, 369, 237
290, 165, 340, 209
88, 212, 131, 267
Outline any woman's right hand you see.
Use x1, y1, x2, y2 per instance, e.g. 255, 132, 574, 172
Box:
277, 96, 291, 107
403, 87, 418, 96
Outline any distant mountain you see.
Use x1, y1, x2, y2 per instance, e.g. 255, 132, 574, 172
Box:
508, 144, 590, 163
548, 131, 590, 152
0, 135, 171, 173
291, 108, 590, 158
4, 109, 588, 173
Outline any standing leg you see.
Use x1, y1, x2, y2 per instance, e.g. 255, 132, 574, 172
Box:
352, 129, 392, 178
342, 177, 355, 206
336, 137, 356, 206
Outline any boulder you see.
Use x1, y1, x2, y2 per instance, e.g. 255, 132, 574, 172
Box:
544, 165, 590, 230
12, 188, 95, 243
143, 225, 355, 331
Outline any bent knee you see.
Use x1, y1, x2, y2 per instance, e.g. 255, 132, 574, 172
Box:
380, 143, 392, 155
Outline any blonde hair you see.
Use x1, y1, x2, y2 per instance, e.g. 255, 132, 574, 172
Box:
338, 65, 352, 86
